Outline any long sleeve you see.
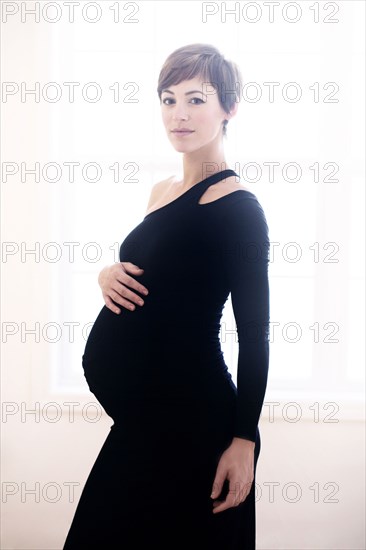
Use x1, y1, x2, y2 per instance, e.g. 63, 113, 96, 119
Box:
221, 195, 270, 443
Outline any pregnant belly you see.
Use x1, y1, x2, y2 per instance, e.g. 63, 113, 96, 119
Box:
81, 303, 235, 420
82, 304, 158, 382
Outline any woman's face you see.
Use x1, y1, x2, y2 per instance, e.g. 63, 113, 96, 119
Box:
160, 76, 235, 153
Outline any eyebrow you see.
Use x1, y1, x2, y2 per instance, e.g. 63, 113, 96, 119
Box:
161, 89, 207, 98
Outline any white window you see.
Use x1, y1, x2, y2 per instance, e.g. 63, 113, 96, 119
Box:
34, 5, 364, 423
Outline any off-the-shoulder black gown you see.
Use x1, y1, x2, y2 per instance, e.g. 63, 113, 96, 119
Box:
63, 169, 270, 549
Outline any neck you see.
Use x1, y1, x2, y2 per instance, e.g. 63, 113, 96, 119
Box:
180, 137, 231, 190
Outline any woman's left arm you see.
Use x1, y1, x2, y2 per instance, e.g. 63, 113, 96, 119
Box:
211, 196, 270, 513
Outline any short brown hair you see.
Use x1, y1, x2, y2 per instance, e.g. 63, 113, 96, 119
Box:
157, 43, 242, 137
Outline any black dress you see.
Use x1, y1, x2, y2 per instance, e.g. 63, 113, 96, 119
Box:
63, 169, 270, 549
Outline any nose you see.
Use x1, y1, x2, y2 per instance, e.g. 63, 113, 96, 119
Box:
172, 102, 189, 121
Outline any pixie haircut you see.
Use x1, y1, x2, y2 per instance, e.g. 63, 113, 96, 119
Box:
157, 43, 243, 137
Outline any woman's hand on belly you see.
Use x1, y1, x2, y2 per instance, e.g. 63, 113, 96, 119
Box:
98, 261, 149, 314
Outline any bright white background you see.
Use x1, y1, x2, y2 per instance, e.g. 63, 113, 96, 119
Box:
1, 1, 365, 549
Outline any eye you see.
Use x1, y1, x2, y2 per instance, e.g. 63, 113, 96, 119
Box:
190, 97, 204, 104
161, 97, 205, 105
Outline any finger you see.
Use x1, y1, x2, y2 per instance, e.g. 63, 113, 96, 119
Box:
123, 262, 144, 274
212, 491, 238, 514
105, 289, 140, 312
118, 271, 149, 297
111, 287, 146, 308
104, 296, 121, 315
211, 472, 226, 499
212, 483, 251, 514
108, 291, 139, 312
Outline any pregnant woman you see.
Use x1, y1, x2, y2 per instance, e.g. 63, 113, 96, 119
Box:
63, 43, 270, 549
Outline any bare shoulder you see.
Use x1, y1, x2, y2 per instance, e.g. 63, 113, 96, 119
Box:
146, 175, 176, 210
150, 175, 175, 193
199, 175, 252, 204
219, 175, 252, 193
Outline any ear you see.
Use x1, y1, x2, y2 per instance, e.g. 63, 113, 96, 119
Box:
226, 100, 239, 121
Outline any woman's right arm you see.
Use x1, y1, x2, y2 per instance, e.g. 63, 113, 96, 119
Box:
98, 177, 172, 314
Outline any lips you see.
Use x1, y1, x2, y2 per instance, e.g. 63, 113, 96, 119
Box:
171, 129, 194, 133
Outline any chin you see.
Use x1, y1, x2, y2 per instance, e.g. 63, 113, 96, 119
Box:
168, 138, 207, 155
168, 140, 192, 153
171, 143, 190, 151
